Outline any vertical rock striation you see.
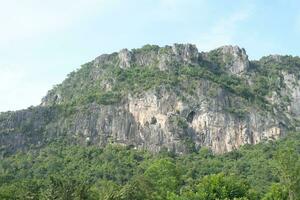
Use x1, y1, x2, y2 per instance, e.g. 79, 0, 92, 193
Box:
1, 43, 299, 156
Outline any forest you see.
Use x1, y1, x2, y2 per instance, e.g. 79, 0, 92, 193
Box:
0, 132, 299, 200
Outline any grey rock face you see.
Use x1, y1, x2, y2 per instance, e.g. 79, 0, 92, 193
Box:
171, 43, 199, 64
210, 45, 250, 75
118, 49, 132, 69
222, 45, 249, 75
94, 53, 118, 66
282, 72, 300, 118
0, 43, 299, 156
103, 44, 199, 71
0, 107, 56, 156
0, 85, 286, 156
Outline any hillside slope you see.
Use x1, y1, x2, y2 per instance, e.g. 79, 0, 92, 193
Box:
1, 44, 300, 156
1, 130, 299, 199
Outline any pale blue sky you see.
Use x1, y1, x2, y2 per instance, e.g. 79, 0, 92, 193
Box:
1, 0, 299, 112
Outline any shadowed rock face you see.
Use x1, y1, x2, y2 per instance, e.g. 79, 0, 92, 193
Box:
1, 43, 300, 156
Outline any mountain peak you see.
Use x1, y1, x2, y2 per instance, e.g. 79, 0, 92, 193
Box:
207, 45, 249, 75
102, 43, 200, 71
1, 43, 300, 156
95, 44, 250, 74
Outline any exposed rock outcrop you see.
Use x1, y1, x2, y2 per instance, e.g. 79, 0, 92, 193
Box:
118, 49, 132, 69
1, 43, 299, 156
206, 45, 250, 75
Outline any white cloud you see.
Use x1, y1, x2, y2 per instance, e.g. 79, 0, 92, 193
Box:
195, 6, 253, 51
0, 0, 115, 46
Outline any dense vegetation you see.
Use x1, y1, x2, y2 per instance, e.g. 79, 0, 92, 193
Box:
45, 48, 300, 122
0, 132, 299, 200
51, 62, 268, 122
2, 46, 300, 199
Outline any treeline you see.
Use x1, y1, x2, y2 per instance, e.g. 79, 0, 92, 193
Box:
0, 133, 299, 200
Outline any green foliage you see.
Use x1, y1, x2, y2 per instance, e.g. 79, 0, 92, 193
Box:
41, 176, 90, 200
258, 55, 300, 76
262, 183, 289, 200
88, 180, 120, 200
206, 49, 233, 69
224, 107, 248, 118
194, 173, 249, 200
1, 132, 299, 199
274, 143, 300, 199
170, 116, 188, 129
144, 158, 180, 199
105, 176, 155, 200
45, 52, 276, 114
132, 44, 160, 54
112, 65, 177, 93
3, 46, 300, 199
96, 91, 121, 105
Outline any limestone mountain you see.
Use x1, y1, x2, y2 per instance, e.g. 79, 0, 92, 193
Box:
1, 43, 300, 156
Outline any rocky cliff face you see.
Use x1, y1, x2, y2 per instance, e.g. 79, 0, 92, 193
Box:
1, 43, 300, 156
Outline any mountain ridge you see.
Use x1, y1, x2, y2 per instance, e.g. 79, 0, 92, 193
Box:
1, 43, 300, 156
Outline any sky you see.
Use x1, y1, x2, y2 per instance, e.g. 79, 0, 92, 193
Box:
0, 0, 300, 112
